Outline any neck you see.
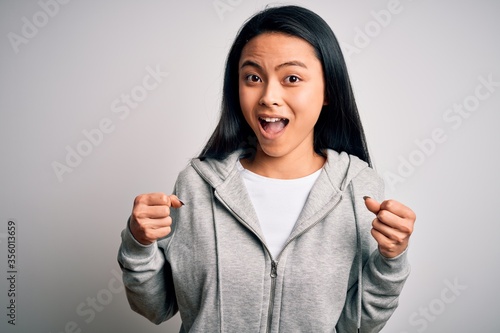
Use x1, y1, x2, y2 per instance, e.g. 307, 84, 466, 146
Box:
241, 147, 326, 179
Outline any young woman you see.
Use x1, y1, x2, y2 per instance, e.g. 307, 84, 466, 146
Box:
118, 5, 416, 333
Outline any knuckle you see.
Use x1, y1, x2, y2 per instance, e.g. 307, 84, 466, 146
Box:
159, 193, 169, 204
134, 194, 146, 206
391, 233, 406, 244
394, 236, 404, 244
384, 199, 396, 210
134, 220, 147, 233
384, 243, 397, 253
165, 216, 173, 226
400, 223, 413, 235
131, 210, 142, 222
377, 210, 388, 220
144, 229, 156, 241
132, 207, 147, 219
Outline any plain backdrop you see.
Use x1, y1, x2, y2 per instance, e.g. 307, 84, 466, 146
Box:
1, 0, 499, 332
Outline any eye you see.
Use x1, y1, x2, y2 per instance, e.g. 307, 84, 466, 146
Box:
245, 74, 262, 83
284, 75, 301, 84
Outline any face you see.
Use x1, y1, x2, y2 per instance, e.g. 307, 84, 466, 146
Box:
238, 32, 326, 161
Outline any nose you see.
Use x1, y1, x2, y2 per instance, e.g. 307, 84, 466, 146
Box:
259, 80, 282, 107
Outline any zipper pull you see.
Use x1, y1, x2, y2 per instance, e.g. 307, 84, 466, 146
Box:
270, 260, 278, 278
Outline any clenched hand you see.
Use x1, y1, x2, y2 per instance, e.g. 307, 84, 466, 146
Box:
364, 197, 416, 258
129, 193, 183, 245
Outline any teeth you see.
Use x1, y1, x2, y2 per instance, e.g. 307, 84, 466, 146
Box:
260, 117, 282, 123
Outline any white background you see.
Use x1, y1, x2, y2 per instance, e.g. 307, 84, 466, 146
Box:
1, 0, 499, 332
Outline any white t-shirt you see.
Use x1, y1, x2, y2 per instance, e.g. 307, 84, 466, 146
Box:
237, 160, 322, 258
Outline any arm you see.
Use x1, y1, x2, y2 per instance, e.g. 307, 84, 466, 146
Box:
117, 221, 177, 324
338, 248, 410, 332
337, 168, 415, 332
117, 193, 183, 324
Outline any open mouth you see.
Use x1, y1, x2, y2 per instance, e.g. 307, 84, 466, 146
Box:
258, 117, 289, 135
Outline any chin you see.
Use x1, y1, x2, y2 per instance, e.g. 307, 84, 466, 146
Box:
257, 144, 289, 159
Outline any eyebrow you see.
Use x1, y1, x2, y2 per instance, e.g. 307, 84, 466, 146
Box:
240, 60, 308, 71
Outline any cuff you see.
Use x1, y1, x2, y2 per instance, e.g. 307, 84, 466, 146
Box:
120, 217, 157, 259
375, 247, 410, 275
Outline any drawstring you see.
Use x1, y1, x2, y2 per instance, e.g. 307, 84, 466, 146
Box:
342, 155, 362, 332
349, 182, 362, 332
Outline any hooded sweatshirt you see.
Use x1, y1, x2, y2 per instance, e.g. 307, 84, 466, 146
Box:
117, 149, 410, 333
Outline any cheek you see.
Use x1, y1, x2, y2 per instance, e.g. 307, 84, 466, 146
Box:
239, 87, 258, 122
239, 93, 249, 118
239, 85, 249, 108
295, 76, 324, 103
292, 87, 324, 122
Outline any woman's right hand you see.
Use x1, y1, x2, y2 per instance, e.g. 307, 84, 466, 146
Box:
129, 193, 184, 245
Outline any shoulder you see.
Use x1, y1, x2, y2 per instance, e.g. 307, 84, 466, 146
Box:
174, 160, 207, 191
174, 149, 243, 192
340, 150, 383, 184
324, 150, 382, 183
177, 161, 200, 180
346, 155, 385, 202
325, 149, 384, 199
354, 162, 383, 185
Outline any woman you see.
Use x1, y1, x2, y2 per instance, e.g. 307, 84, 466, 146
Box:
118, 5, 416, 332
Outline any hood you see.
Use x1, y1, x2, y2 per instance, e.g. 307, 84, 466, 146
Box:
191, 148, 369, 192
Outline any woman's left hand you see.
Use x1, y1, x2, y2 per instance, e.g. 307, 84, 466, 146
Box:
364, 197, 416, 258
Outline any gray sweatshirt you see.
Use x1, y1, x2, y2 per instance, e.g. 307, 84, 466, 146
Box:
117, 149, 410, 332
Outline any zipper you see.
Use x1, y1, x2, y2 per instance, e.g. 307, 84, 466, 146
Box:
267, 260, 278, 333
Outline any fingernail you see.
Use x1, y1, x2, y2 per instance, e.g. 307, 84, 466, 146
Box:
179, 199, 185, 206
363, 196, 371, 200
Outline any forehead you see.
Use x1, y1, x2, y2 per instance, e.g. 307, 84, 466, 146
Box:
239, 32, 318, 65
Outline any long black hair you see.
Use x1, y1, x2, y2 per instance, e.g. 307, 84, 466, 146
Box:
199, 5, 372, 166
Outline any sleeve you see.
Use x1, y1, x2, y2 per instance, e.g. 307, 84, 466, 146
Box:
117, 216, 178, 324
336, 167, 411, 333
